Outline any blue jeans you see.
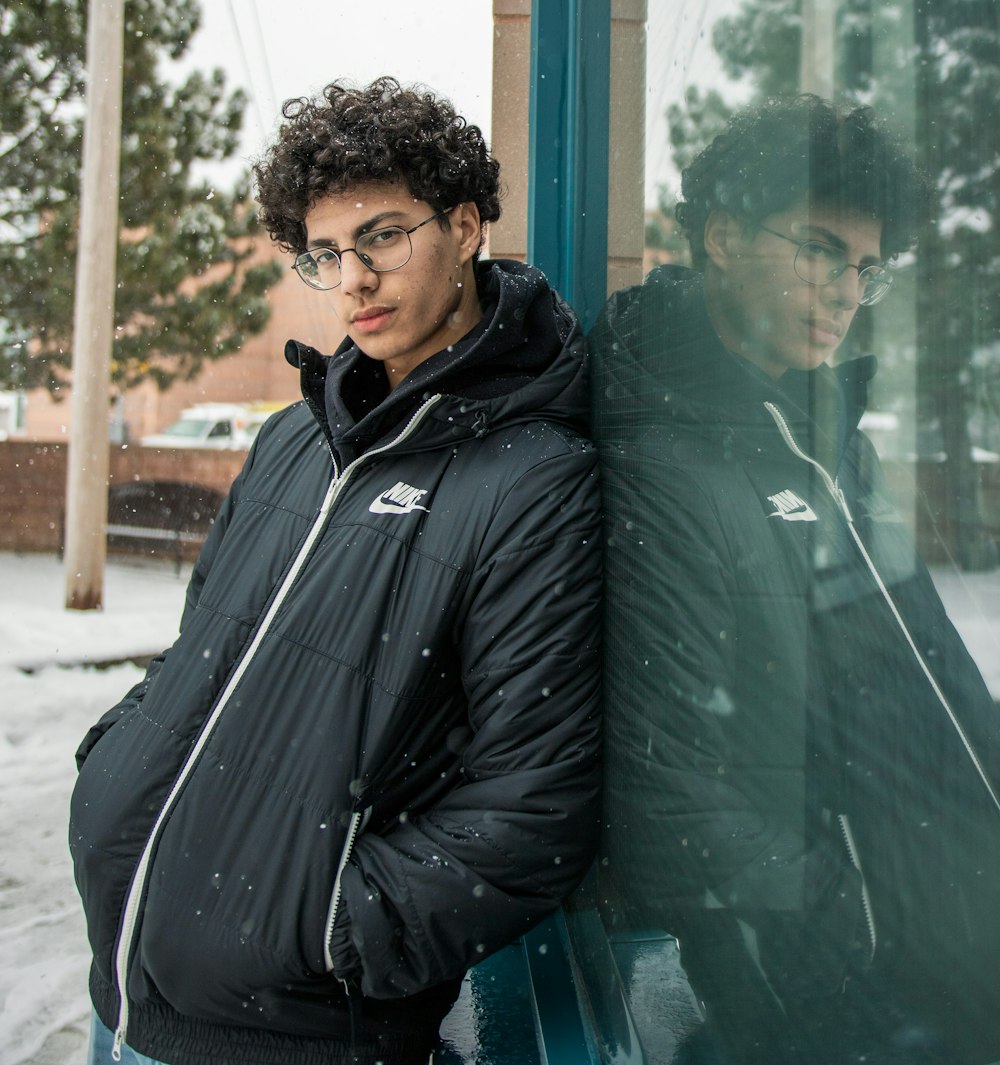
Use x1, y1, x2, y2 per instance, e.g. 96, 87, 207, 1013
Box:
86, 1008, 437, 1064
87, 1011, 168, 1065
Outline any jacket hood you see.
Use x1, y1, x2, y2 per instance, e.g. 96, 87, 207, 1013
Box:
590, 263, 876, 468
285, 258, 587, 464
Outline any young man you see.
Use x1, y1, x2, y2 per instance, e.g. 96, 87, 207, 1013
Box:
71, 78, 601, 1065
591, 96, 1000, 1063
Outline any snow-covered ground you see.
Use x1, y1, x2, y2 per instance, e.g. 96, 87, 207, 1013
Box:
1, 554, 187, 1065
0, 551, 998, 1064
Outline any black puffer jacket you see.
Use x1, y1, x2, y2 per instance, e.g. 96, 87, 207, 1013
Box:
70, 260, 601, 1065
591, 265, 1000, 1062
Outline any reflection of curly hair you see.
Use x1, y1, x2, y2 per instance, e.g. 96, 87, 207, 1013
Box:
253, 77, 502, 254
676, 94, 930, 270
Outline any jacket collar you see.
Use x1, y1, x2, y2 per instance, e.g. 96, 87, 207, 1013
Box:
285, 259, 587, 466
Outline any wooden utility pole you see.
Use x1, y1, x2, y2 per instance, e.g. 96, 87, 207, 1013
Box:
64, 0, 125, 610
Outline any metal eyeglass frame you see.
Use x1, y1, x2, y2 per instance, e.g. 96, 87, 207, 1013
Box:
757, 224, 893, 306
292, 208, 452, 291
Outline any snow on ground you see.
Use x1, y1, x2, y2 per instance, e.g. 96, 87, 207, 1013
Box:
0, 554, 187, 1065
0, 551, 997, 1064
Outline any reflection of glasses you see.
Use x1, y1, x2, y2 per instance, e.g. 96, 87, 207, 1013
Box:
292, 209, 451, 290
758, 225, 893, 306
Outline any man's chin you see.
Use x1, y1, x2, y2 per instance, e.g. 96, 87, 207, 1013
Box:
797, 340, 839, 371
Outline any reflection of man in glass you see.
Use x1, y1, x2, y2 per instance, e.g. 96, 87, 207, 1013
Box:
592, 95, 1000, 1063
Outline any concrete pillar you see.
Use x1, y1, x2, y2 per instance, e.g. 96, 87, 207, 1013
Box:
490, 0, 647, 293
608, 0, 647, 293
801, 0, 837, 97
490, 0, 532, 262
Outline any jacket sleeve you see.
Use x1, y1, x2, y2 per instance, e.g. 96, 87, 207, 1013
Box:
330, 444, 602, 998
74, 443, 257, 770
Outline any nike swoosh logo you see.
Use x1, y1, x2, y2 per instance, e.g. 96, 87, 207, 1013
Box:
368, 497, 429, 515
769, 504, 817, 521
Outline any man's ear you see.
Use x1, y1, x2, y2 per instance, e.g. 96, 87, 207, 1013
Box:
452, 202, 483, 264
703, 209, 741, 272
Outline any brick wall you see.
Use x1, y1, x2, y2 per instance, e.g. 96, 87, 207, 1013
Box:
3, 440, 997, 563
0, 442, 246, 553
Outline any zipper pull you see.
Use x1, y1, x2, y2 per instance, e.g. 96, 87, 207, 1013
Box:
834, 483, 854, 523
112, 1024, 125, 1062
340, 975, 362, 1049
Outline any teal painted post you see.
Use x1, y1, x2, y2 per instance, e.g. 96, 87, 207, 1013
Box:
523, 912, 600, 1064
527, 0, 611, 331
522, 4, 611, 1059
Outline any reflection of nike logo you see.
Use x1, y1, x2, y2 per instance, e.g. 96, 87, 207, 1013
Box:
369, 481, 430, 515
767, 489, 818, 522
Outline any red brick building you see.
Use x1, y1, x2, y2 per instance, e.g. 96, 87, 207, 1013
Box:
18, 242, 345, 444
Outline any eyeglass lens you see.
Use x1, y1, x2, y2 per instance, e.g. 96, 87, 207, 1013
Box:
295, 227, 413, 290
793, 241, 891, 305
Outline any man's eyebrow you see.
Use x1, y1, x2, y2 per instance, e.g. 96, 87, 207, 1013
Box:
798, 223, 882, 263
797, 224, 848, 250
307, 211, 407, 249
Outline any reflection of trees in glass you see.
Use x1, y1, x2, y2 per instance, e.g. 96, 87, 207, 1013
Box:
661, 0, 999, 569
643, 87, 732, 259
0, 0, 282, 395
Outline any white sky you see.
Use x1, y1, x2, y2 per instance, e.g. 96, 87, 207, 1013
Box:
644, 0, 748, 204
176, 0, 494, 188
173, 0, 747, 207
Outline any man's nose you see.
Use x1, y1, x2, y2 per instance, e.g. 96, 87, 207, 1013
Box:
824, 267, 861, 309
339, 250, 377, 294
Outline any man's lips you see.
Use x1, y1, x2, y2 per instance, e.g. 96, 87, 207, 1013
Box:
351, 307, 395, 334
808, 319, 843, 345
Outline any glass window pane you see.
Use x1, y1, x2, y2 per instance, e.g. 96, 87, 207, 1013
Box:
586, 3, 1000, 1061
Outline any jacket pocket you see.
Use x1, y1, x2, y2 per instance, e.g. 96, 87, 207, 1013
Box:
754, 830, 873, 1005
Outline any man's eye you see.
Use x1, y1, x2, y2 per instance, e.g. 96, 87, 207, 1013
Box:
314, 249, 339, 265
365, 228, 404, 248
800, 241, 841, 263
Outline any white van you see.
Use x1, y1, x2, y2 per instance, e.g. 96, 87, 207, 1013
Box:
140, 404, 255, 450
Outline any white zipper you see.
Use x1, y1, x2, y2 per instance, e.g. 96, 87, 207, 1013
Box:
838, 813, 877, 960
109, 395, 442, 1057
323, 807, 371, 971
764, 400, 1000, 819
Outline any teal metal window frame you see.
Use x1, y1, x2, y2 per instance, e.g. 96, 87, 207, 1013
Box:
518, 4, 613, 1062
527, 0, 611, 331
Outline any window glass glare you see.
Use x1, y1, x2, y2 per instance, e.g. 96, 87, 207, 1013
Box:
584, 2, 1000, 1062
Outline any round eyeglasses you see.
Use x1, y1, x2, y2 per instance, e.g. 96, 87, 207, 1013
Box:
758, 225, 893, 306
291, 209, 451, 291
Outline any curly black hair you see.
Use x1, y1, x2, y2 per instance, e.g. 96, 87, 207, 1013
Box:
675, 94, 931, 270
253, 77, 502, 255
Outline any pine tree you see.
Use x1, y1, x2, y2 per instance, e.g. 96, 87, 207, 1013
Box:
0, 0, 282, 394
